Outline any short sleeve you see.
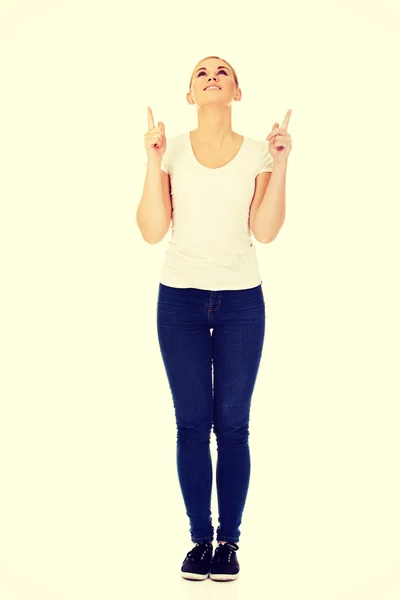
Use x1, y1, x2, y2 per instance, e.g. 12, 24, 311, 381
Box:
258, 141, 274, 174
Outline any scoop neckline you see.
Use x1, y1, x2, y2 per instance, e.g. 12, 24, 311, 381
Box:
188, 130, 246, 171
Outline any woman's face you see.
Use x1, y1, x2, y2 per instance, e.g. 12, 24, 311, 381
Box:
188, 60, 239, 106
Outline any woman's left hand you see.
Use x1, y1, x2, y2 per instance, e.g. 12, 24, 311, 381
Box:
266, 109, 293, 165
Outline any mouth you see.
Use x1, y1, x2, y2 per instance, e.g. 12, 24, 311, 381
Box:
204, 85, 222, 91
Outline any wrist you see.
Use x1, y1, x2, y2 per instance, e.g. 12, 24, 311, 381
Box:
273, 160, 288, 169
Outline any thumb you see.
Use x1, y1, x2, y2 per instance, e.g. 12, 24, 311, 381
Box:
267, 122, 280, 140
158, 121, 165, 131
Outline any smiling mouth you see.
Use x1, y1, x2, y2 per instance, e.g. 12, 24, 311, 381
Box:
204, 86, 221, 91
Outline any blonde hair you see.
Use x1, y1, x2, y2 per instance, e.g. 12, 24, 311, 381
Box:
188, 56, 239, 92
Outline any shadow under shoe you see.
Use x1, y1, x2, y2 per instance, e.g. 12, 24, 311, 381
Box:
210, 542, 240, 581
181, 541, 213, 581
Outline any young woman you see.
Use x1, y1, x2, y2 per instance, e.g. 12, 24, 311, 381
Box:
137, 55, 292, 582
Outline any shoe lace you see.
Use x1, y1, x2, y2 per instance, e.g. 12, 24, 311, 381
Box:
215, 542, 237, 562
185, 542, 212, 562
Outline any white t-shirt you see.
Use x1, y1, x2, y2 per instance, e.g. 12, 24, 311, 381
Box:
153, 130, 274, 291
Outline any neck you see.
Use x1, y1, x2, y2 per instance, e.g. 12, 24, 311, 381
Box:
194, 106, 234, 147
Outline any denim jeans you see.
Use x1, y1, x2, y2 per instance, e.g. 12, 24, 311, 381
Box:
156, 282, 266, 544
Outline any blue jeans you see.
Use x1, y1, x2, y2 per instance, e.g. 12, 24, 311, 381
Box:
156, 282, 266, 544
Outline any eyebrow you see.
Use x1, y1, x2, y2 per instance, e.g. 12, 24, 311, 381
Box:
195, 65, 230, 74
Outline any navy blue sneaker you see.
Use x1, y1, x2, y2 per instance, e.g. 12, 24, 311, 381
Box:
180, 541, 213, 580
210, 542, 240, 581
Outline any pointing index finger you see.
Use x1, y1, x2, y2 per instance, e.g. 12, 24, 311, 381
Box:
147, 106, 155, 130
281, 109, 292, 131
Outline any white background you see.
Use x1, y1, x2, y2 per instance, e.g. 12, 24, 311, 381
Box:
1, 0, 399, 598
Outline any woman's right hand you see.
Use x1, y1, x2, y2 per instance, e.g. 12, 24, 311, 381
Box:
144, 106, 166, 163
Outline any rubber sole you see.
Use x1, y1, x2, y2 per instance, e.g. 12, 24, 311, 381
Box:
181, 570, 209, 580
210, 571, 239, 581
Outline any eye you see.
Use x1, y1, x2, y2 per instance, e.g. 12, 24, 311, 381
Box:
197, 69, 228, 77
